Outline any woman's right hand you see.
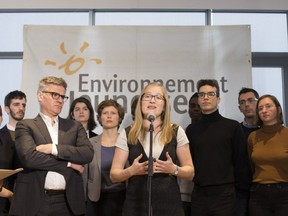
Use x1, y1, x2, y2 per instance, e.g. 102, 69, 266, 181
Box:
130, 154, 148, 176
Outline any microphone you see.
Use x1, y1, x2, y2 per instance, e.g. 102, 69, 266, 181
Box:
147, 113, 156, 122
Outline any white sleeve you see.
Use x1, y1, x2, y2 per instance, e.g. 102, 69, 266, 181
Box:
115, 128, 129, 152
177, 126, 189, 148
51, 143, 58, 156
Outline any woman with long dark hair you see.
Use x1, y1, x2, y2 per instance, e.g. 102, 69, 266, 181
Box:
68, 97, 97, 138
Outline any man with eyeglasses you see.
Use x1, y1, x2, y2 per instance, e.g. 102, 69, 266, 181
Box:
236, 87, 260, 216
0, 90, 26, 215
186, 79, 251, 216
10, 76, 94, 216
238, 87, 260, 139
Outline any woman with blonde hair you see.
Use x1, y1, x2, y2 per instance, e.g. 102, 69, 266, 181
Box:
110, 82, 194, 216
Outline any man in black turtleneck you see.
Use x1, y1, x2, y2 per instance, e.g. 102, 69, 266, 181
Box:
186, 79, 251, 216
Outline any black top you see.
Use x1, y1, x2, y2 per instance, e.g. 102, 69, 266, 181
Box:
240, 122, 260, 141
123, 126, 184, 216
88, 130, 98, 138
186, 110, 251, 191
0, 125, 21, 169
0, 125, 21, 214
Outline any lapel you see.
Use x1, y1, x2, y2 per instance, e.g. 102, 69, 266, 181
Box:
34, 114, 52, 143
94, 135, 102, 171
58, 117, 74, 145
58, 117, 68, 145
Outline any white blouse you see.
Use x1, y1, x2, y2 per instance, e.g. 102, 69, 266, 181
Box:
116, 126, 189, 159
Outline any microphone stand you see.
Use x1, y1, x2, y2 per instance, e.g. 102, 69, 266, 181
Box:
147, 120, 154, 216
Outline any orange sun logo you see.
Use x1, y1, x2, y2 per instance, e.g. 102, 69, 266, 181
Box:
44, 41, 102, 75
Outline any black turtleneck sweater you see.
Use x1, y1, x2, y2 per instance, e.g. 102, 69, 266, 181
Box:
186, 110, 251, 191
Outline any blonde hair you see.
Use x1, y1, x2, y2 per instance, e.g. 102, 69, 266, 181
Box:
128, 82, 175, 145
38, 76, 67, 92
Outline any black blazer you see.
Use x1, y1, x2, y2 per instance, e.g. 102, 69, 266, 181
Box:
0, 125, 22, 169
9, 115, 94, 216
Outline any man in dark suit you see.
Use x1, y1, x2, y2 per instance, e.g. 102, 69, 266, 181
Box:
9, 76, 94, 216
236, 87, 260, 216
0, 90, 26, 215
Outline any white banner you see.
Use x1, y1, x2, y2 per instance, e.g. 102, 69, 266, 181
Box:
22, 25, 251, 133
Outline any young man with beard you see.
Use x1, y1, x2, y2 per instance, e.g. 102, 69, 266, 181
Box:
0, 90, 27, 215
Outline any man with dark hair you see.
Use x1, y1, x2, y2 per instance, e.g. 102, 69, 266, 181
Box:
188, 92, 201, 124
186, 79, 251, 215
0, 90, 27, 215
238, 87, 260, 138
179, 92, 201, 216
236, 87, 260, 216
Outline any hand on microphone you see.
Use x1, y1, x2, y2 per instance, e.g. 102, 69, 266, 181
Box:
130, 154, 149, 176
153, 152, 175, 174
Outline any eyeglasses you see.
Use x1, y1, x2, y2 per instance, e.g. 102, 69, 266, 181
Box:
257, 104, 275, 112
239, 98, 257, 106
198, 92, 217, 99
42, 91, 69, 102
141, 93, 165, 102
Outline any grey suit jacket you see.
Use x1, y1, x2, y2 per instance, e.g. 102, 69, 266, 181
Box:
9, 114, 94, 216
83, 134, 102, 202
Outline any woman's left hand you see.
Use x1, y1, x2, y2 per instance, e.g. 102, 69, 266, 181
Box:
153, 152, 176, 174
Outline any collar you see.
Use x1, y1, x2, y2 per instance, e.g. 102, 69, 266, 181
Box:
7, 123, 16, 131
261, 123, 283, 134
201, 109, 222, 122
242, 119, 260, 129
39, 112, 59, 125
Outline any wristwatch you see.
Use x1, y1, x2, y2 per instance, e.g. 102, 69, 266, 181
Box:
174, 165, 179, 176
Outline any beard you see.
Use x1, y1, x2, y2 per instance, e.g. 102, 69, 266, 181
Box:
10, 110, 24, 121
245, 112, 256, 119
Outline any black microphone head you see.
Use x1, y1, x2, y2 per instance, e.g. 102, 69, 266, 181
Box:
147, 113, 156, 122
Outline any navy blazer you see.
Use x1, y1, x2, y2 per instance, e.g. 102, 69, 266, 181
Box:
9, 115, 94, 216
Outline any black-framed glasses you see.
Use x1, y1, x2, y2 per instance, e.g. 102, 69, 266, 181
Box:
198, 91, 217, 99
239, 98, 257, 106
42, 91, 69, 102
141, 93, 165, 102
